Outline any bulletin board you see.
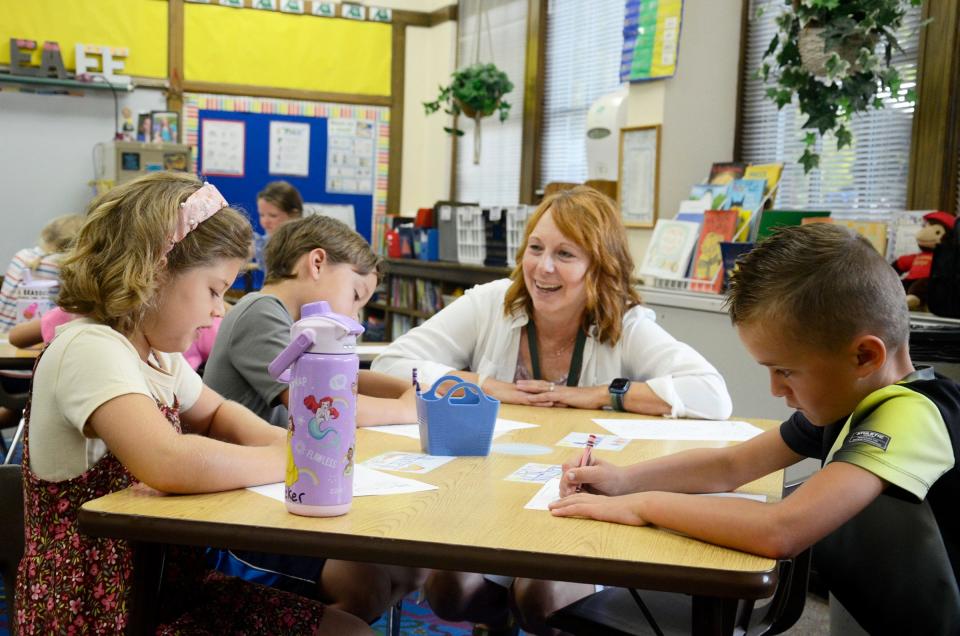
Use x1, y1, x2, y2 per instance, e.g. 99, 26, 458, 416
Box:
183, 92, 390, 243
620, 0, 683, 83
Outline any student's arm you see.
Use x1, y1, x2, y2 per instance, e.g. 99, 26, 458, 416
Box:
181, 384, 285, 446
358, 369, 410, 398
89, 393, 286, 493
8, 319, 42, 348
553, 461, 884, 559
561, 428, 801, 497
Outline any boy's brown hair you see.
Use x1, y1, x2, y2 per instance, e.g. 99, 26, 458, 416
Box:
264, 214, 381, 285
726, 223, 909, 351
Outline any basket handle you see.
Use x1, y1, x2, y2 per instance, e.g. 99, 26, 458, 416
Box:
424, 374, 467, 399
439, 381, 483, 405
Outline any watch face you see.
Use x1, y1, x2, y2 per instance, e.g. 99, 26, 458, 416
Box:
610, 378, 630, 393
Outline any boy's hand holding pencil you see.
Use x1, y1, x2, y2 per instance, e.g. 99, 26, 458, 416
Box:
558, 441, 630, 498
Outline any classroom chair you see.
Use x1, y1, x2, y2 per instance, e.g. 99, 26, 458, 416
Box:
546, 482, 811, 636
0, 464, 24, 636
814, 492, 960, 635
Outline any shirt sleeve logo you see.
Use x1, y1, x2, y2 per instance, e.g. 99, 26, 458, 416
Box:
847, 430, 891, 451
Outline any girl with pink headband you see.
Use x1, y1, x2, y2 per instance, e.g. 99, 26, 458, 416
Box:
15, 172, 369, 634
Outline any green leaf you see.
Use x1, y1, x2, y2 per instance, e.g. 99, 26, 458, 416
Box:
799, 148, 820, 174
835, 125, 852, 149
905, 88, 917, 103
804, 132, 817, 146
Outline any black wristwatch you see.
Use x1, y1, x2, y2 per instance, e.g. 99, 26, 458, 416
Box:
608, 377, 631, 411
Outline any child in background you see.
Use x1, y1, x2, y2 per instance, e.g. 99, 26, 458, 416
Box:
0, 213, 85, 332
257, 180, 303, 236
16, 172, 368, 635
203, 214, 424, 622
534, 224, 960, 635
9, 307, 221, 373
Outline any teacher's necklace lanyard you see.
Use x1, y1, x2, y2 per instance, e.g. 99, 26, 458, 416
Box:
526, 320, 587, 387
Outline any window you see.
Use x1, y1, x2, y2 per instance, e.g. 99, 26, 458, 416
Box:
454, 0, 528, 206
538, 0, 625, 190
740, 0, 923, 213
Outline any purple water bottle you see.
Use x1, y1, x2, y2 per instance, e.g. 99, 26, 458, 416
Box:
268, 301, 364, 517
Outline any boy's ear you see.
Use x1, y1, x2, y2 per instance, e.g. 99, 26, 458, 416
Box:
308, 248, 328, 279
853, 335, 887, 376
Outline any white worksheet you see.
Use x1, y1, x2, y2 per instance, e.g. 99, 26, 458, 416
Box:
505, 463, 562, 483
592, 418, 764, 442
556, 432, 630, 452
247, 465, 437, 502
362, 451, 455, 474
524, 477, 562, 510
366, 418, 538, 441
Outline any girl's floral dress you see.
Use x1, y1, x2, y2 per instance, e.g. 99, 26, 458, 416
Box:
16, 352, 329, 635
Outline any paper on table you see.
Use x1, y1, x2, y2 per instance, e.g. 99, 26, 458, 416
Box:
556, 432, 630, 452
592, 418, 764, 442
505, 463, 562, 483
366, 418, 538, 440
246, 465, 437, 503
524, 477, 562, 510
362, 451, 455, 474
355, 344, 388, 355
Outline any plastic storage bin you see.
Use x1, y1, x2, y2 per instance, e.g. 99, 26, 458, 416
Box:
438, 205, 486, 265
416, 374, 500, 456
505, 205, 531, 267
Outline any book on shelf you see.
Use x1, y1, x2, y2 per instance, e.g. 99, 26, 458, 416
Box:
707, 161, 747, 186
755, 209, 831, 242
691, 210, 739, 293
801, 217, 889, 256
725, 178, 767, 242
640, 219, 701, 281
689, 184, 730, 210
719, 241, 754, 292
743, 163, 784, 201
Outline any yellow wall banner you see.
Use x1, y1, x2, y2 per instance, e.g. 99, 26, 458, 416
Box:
185, 4, 391, 96
0, 0, 167, 78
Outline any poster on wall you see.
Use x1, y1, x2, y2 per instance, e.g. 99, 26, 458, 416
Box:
201, 119, 245, 176
269, 120, 310, 176
326, 118, 375, 195
620, 0, 683, 82
617, 125, 661, 227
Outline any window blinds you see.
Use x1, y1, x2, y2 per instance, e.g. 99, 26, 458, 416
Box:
538, 0, 625, 190
454, 0, 528, 206
740, 0, 922, 213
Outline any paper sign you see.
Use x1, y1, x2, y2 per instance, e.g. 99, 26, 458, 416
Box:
201, 119, 245, 177
269, 120, 310, 177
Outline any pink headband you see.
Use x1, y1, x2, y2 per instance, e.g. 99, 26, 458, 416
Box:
166, 183, 228, 254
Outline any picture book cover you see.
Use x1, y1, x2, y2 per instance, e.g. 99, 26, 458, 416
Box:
800, 218, 890, 256
640, 220, 702, 280
689, 184, 730, 210
720, 241, 754, 291
744, 163, 784, 198
726, 178, 767, 214
691, 209, 738, 293
889, 210, 930, 261
755, 210, 830, 241
708, 162, 747, 186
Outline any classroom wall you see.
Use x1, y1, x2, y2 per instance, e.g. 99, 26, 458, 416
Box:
401, 20, 457, 215
625, 0, 743, 273
0, 88, 167, 266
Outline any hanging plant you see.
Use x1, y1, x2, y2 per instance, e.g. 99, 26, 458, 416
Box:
760, 0, 924, 173
423, 63, 514, 164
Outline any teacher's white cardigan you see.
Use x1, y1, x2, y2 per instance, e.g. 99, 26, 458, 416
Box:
372, 279, 732, 420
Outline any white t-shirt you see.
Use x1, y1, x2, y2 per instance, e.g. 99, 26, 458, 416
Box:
28, 319, 203, 482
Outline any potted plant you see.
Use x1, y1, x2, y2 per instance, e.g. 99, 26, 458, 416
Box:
760, 0, 923, 173
423, 63, 514, 164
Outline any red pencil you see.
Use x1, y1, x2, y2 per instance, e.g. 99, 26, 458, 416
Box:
575, 434, 598, 493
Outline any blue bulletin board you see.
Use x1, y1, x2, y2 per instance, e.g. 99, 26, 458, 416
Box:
184, 93, 390, 287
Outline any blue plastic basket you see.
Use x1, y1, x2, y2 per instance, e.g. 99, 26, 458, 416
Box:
416, 375, 500, 456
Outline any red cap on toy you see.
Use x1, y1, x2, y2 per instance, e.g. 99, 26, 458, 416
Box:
924, 211, 956, 230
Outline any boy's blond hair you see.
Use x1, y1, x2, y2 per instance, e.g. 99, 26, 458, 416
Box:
59, 172, 252, 335
264, 214, 381, 285
725, 223, 909, 351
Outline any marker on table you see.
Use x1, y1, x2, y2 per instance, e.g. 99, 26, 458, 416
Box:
575, 433, 597, 493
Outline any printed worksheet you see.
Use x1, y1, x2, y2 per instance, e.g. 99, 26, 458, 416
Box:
524, 478, 562, 510
556, 432, 630, 452
505, 463, 563, 483
362, 451, 455, 474
247, 465, 437, 502
592, 418, 764, 442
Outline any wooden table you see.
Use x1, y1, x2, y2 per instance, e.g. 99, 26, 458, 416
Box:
0, 340, 40, 371
80, 405, 782, 635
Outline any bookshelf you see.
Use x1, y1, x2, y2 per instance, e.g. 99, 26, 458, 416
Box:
365, 259, 512, 341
